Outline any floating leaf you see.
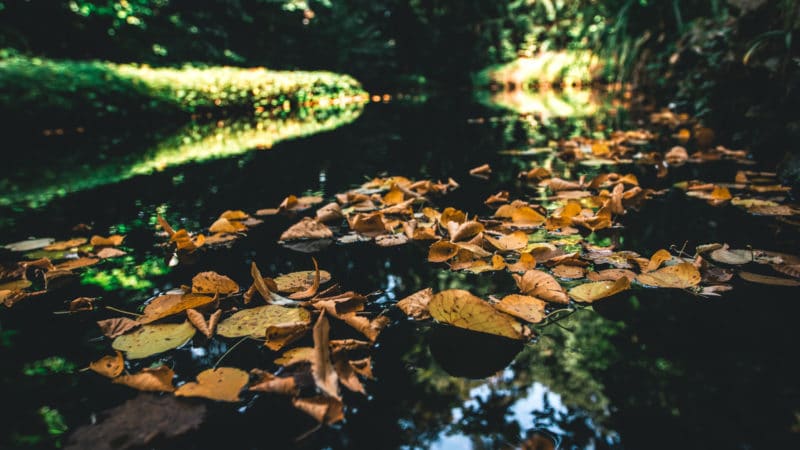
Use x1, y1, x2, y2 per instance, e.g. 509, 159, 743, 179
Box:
264, 323, 309, 351
113, 365, 175, 392
4, 238, 54, 252
396, 288, 433, 320
54, 257, 99, 271
429, 289, 530, 340
216, 305, 311, 338
513, 270, 569, 304
44, 238, 87, 251
551, 264, 585, 279
186, 309, 222, 339
636, 263, 702, 288
428, 240, 459, 262
280, 217, 333, 241
469, 163, 492, 177
483, 231, 528, 251
494, 294, 546, 323
569, 277, 631, 303
192, 271, 239, 295
91, 235, 125, 247
249, 369, 298, 395
97, 247, 127, 259
112, 321, 195, 359
709, 245, 753, 265
334, 354, 366, 394
587, 269, 636, 282
506, 253, 537, 273
274, 347, 313, 366
97, 317, 141, 339
288, 257, 320, 300
175, 367, 249, 402
140, 293, 216, 324
89, 351, 124, 378
645, 249, 672, 272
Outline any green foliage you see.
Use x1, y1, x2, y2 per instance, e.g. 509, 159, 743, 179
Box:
23, 357, 77, 376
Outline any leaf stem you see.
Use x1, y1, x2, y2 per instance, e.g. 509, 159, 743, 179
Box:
214, 336, 248, 369
105, 306, 142, 317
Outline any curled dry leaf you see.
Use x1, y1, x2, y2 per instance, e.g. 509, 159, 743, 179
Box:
396, 288, 433, 320
349, 357, 373, 379
112, 321, 196, 359
89, 351, 125, 378
506, 253, 537, 273
645, 249, 673, 272
449, 220, 484, 242
429, 289, 530, 340
469, 163, 492, 176
428, 240, 459, 263
249, 369, 298, 395
90, 235, 125, 247
485, 191, 510, 206
569, 277, 631, 303
288, 257, 320, 300
274, 270, 332, 293
192, 271, 239, 295
513, 270, 569, 304
113, 365, 175, 392
216, 305, 311, 338
312, 311, 340, 399
494, 294, 547, 324
97, 317, 141, 339
175, 367, 249, 402
186, 309, 222, 339
293, 396, 344, 425
330, 339, 371, 353
329, 312, 389, 342
140, 292, 217, 324
636, 263, 702, 288
280, 217, 333, 241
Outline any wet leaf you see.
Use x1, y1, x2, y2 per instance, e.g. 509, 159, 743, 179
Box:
636, 263, 702, 288
375, 233, 410, 247
70, 297, 96, 312
186, 309, 222, 339
469, 163, 492, 177
175, 367, 249, 402
312, 311, 340, 399
569, 277, 631, 303
97, 247, 126, 259
280, 217, 333, 241
44, 238, 87, 251
396, 288, 433, 320
494, 294, 547, 323
113, 365, 175, 392
54, 257, 99, 271
292, 396, 344, 425
208, 218, 246, 234
274, 347, 313, 366
428, 240, 459, 262
112, 321, 196, 359
249, 369, 298, 395
90, 235, 125, 247
216, 305, 311, 338
192, 271, 239, 295
274, 269, 332, 293
513, 270, 569, 304
429, 289, 530, 340
483, 231, 528, 251
89, 351, 124, 378
140, 292, 217, 324
316, 202, 345, 223
288, 257, 320, 300
97, 317, 141, 339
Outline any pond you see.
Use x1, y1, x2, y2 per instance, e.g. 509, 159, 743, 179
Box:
1, 90, 799, 450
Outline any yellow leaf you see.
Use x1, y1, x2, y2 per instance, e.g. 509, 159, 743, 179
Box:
494, 294, 547, 323
428, 289, 530, 340
636, 263, 701, 288
112, 321, 196, 359
191, 271, 239, 295
216, 305, 311, 338
175, 367, 249, 402
513, 270, 569, 304
139, 292, 216, 324
569, 277, 631, 303
113, 365, 175, 392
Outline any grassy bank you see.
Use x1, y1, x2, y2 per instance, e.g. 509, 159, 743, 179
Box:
0, 52, 367, 132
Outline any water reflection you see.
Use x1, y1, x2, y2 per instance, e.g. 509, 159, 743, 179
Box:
0, 104, 363, 209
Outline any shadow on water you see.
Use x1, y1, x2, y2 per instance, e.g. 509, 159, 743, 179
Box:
1, 89, 799, 449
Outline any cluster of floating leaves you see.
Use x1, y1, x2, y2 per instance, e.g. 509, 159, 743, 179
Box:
2, 106, 800, 443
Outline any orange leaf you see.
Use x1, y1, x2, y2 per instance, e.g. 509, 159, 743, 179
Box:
311, 311, 340, 399
191, 271, 239, 295
89, 351, 124, 378
396, 288, 433, 320
175, 367, 249, 402
113, 365, 175, 392
513, 270, 569, 304
292, 396, 344, 425
186, 308, 222, 338
494, 294, 547, 323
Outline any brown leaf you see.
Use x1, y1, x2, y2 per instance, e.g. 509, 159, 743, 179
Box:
483, 231, 528, 251
54, 257, 99, 271
506, 253, 537, 273
208, 218, 246, 234
175, 367, 249, 402
513, 270, 569, 304
90, 235, 125, 247
89, 351, 124, 378
316, 202, 345, 223
192, 271, 239, 295
97, 247, 127, 259
311, 311, 340, 399
349, 357, 374, 379
469, 163, 492, 178
264, 323, 310, 351
449, 220, 484, 242
329, 339, 371, 353
739, 271, 800, 286
249, 369, 298, 395
428, 240, 459, 262
587, 269, 636, 282
280, 217, 333, 241
484, 191, 510, 206
97, 317, 141, 339
140, 292, 217, 324
186, 309, 222, 339
113, 365, 175, 392
274, 347, 314, 366
645, 249, 673, 272
569, 277, 631, 303
396, 288, 433, 320
44, 238, 87, 251
636, 263, 702, 288
69, 297, 96, 312
292, 396, 344, 425
333, 354, 366, 394
157, 215, 176, 236
288, 257, 320, 300
348, 212, 388, 236
551, 264, 585, 279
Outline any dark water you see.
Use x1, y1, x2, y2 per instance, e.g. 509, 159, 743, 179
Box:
1, 94, 799, 450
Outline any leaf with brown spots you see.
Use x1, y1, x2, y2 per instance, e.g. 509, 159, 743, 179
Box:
513, 270, 569, 304
569, 277, 631, 303
428, 240, 459, 263
89, 351, 124, 378
192, 271, 239, 295
494, 294, 547, 324
140, 292, 217, 324
264, 323, 309, 351
186, 309, 222, 339
288, 257, 320, 300
280, 217, 333, 241
428, 289, 530, 340
637, 263, 702, 288
483, 231, 528, 251
44, 238, 87, 251
506, 253, 537, 273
